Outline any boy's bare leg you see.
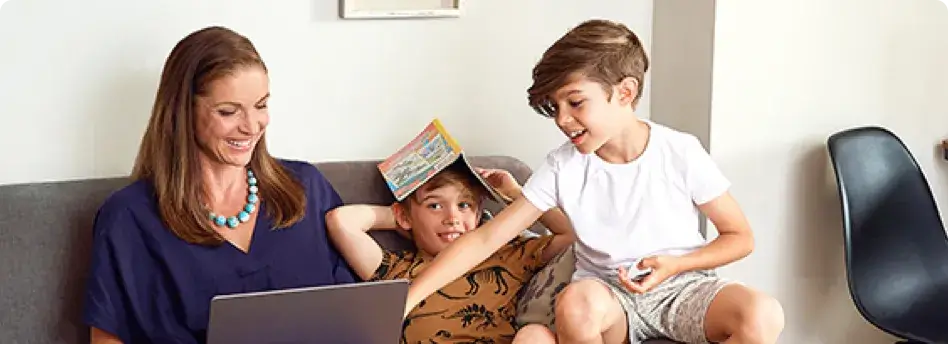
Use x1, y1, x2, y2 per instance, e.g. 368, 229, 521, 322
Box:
703, 284, 785, 344
513, 324, 557, 344
555, 279, 629, 344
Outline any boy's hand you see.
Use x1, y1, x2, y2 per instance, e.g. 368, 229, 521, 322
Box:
475, 167, 523, 202
618, 255, 682, 294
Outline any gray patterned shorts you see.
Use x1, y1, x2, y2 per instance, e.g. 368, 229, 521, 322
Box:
591, 270, 734, 344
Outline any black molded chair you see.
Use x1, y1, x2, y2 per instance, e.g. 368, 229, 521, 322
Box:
827, 126, 948, 344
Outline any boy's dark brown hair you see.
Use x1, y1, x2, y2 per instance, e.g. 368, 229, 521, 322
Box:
399, 167, 488, 211
527, 19, 650, 110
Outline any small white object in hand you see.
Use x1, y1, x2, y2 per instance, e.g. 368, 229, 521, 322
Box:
626, 259, 653, 282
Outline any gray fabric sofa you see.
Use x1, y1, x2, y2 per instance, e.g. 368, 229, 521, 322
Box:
0, 155, 674, 344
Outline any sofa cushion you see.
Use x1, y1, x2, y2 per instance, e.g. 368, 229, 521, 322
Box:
0, 177, 130, 343
515, 245, 577, 329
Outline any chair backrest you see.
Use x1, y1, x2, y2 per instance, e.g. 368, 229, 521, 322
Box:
827, 126, 948, 336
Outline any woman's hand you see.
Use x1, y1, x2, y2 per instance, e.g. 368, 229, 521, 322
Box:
475, 167, 523, 202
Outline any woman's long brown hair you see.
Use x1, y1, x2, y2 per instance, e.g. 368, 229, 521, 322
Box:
131, 26, 305, 246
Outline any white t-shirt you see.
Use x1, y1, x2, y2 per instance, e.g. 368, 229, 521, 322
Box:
521, 120, 731, 280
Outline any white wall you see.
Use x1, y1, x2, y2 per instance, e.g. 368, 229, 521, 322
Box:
0, 0, 653, 186
709, 0, 948, 343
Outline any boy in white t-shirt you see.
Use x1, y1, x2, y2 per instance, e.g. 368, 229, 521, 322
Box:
404, 19, 785, 344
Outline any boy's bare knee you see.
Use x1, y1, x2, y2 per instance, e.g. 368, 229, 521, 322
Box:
746, 296, 785, 342
734, 293, 785, 344
706, 285, 784, 344
556, 280, 606, 326
554, 280, 620, 340
513, 324, 555, 344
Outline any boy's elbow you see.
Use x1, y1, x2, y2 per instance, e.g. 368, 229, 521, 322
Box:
719, 226, 754, 259
739, 229, 754, 257
325, 209, 341, 230
325, 207, 353, 236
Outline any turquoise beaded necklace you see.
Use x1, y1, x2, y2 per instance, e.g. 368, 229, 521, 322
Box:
207, 169, 259, 229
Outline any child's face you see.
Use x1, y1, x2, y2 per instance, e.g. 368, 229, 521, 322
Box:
394, 183, 481, 257
549, 76, 637, 154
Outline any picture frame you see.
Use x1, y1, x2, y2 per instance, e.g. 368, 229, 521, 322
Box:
339, 0, 461, 19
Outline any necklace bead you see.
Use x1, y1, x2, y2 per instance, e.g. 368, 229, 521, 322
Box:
207, 169, 259, 229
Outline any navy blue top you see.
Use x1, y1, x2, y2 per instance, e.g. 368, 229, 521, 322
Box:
82, 160, 358, 343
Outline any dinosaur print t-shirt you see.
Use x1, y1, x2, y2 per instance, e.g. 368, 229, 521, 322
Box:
371, 235, 554, 344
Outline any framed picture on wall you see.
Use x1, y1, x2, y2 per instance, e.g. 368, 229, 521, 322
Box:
339, 0, 461, 19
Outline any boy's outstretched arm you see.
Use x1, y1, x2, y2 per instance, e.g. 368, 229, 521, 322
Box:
325, 205, 397, 281
477, 167, 575, 262
404, 197, 543, 315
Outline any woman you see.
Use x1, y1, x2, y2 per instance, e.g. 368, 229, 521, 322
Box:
82, 26, 357, 344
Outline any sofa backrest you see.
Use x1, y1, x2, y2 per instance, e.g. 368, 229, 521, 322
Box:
0, 155, 538, 344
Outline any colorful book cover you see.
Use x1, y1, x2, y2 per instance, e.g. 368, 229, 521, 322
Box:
378, 119, 506, 203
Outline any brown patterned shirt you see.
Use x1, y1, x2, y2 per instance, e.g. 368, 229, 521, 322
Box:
371, 235, 554, 344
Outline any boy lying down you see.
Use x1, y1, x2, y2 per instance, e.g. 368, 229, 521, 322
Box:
326, 165, 574, 343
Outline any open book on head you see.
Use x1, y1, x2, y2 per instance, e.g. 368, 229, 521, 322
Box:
377, 119, 508, 204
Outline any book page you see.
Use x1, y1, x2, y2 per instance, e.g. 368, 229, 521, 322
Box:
460, 153, 508, 204
378, 119, 462, 201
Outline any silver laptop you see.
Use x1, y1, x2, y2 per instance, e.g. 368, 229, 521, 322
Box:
206, 279, 408, 344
